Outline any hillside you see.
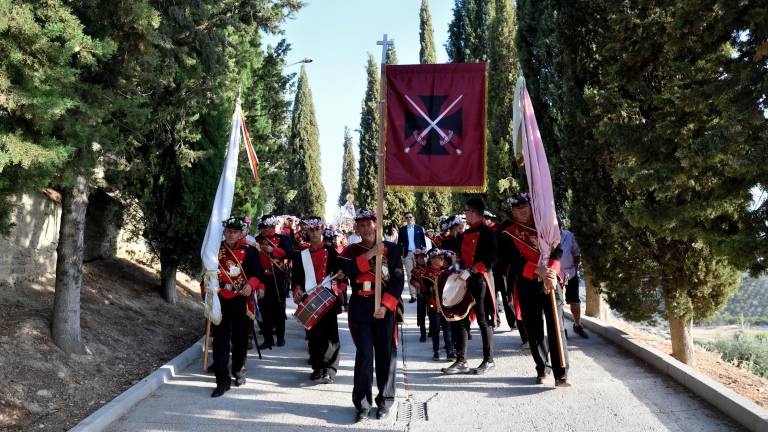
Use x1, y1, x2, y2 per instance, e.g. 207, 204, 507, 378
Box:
711, 275, 768, 325
0, 258, 203, 431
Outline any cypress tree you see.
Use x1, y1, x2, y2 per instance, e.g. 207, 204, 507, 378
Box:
356, 54, 379, 212
515, 0, 566, 208
486, 0, 520, 211
287, 65, 325, 217
338, 126, 357, 207
415, 0, 453, 228
445, 0, 497, 213
419, 0, 438, 64
517, 1, 767, 364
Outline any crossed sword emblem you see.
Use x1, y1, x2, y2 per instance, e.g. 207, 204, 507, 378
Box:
404, 94, 463, 155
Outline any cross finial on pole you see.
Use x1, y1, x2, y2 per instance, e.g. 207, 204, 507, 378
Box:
376, 33, 394, 65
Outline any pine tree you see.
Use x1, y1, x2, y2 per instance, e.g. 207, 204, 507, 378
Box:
112, 0, 301, 304
356, 54, 379, 212
0, 0, 110, 235
286, 66, 325, 217
338, 126, 357, 207
486, 0, 520, 212
415, 0, 453, 229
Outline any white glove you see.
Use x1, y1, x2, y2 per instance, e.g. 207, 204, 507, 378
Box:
460, 269, 471, 281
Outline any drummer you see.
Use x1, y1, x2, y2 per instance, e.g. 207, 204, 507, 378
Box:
442, 198, 497, 375
291, 216, 342, 384
422, 248, 455, 361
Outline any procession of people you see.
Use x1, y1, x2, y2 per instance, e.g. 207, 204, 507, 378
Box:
200, 195, 588, 422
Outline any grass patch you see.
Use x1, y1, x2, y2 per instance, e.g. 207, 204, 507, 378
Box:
706, 330, 768, 379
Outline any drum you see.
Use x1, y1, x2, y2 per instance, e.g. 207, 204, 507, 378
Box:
437, 271, 475, 321
294, 287, 337, 330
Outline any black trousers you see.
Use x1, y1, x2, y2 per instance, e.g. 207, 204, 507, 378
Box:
261, 277, 286, 343
451, 274, 494, 363
212, 295, 250, 385
307, 307, 341, 377
348, 296, 397, 412
495, 271, 518, 330
416, 295, 427, 335
518, 282, 569, 379
428, 307, 453, 354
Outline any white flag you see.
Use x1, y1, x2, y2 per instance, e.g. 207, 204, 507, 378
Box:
200, 102, 243, 324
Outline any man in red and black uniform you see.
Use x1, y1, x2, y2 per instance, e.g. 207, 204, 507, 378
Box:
255, 214, 293, 349
291, 217, 341, 384
206, 216, 265, 397
442, 198, 497, 375
498, 192, 569, 386
338, 210, 404, 423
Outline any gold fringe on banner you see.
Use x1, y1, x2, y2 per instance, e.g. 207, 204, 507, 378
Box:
385, 184, 487, 193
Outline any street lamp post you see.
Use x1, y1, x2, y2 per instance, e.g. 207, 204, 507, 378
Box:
284, 57, 313, 68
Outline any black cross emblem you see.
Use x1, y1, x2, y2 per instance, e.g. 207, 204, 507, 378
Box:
404, 95, 463, 155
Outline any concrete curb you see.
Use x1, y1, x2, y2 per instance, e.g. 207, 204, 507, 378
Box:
68, 336, 205, 432
566, 312, 768, 432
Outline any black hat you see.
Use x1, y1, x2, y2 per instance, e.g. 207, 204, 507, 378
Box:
465, 197, 485, 215
506, 192, 531, 207
222, 216, 249, 231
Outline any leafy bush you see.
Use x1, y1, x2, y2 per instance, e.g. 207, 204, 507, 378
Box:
707, 331, 768, 379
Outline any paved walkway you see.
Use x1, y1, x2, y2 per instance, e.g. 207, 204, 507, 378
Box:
108, 295, 743, 432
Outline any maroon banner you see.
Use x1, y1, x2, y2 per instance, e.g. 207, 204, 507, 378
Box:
385, 63, 486, 192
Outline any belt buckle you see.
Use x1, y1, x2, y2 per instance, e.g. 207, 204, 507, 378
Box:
363, 281, 371, 291
224, 283, 233, 291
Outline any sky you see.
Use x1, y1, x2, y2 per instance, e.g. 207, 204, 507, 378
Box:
265, 0, 454, 221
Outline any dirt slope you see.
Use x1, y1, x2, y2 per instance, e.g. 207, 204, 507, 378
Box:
0, 258, 203, 431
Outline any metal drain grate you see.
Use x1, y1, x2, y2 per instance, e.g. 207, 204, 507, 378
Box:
396, 399, 428, 422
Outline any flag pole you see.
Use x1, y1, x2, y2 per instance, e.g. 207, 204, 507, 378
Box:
374, 34, 393, 314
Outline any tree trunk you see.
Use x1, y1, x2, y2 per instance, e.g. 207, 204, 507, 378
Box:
584, 276, 609, 320
668, 313, 694, 365
159, 251, 178, 304
52, 174, 89, 355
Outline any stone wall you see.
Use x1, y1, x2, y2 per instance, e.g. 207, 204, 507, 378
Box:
0, 191, 62, 285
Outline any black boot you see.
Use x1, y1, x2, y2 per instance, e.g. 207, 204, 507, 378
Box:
258, 337, 274, 350
211, 379, 231, 397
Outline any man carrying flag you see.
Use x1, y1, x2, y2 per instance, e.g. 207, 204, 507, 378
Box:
499, 193, 569, 386
207, 216, 265, 397
338, 210, 404, 423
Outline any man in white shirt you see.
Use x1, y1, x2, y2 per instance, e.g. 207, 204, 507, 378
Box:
559, 221, 588, 338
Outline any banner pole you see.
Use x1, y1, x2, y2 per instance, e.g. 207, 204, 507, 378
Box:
374, 34, 393, 314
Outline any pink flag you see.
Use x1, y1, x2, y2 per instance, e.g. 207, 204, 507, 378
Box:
513, 77, 560, 265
